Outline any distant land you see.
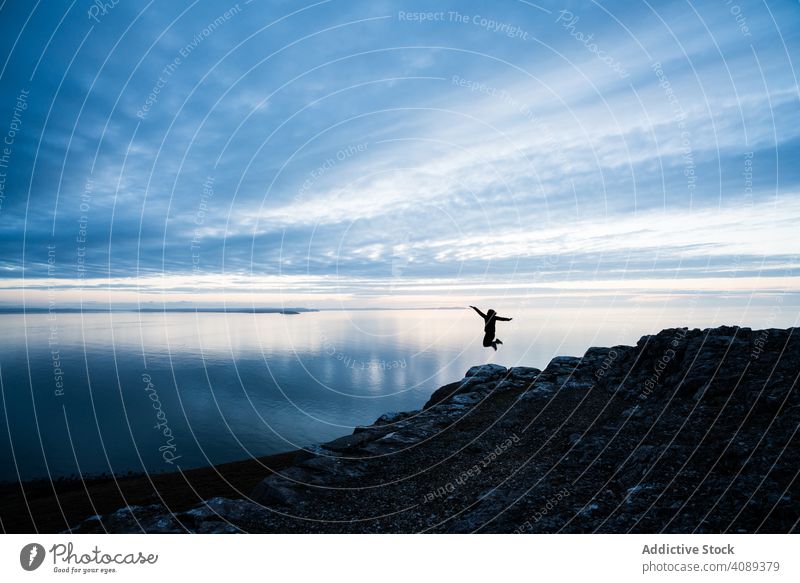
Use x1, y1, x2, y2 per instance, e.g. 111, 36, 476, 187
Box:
0, 307, 318, 315
0, 306, 465, 314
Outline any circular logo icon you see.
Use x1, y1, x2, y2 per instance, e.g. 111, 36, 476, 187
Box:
20, 543, 46, 571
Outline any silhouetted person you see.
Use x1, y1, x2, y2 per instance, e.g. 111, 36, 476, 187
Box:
470, 306, 512, 351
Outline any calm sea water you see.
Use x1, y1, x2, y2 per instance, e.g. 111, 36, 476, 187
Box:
0, 306, 793, 481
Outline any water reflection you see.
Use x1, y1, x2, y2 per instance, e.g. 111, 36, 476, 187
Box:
0, 306, 787, 481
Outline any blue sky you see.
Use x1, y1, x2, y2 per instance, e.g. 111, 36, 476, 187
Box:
0, 0, 798, 309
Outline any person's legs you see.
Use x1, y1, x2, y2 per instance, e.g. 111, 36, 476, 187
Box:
482, 332, 494, 348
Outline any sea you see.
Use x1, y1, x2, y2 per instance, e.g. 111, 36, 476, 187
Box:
0, 304, 794, 481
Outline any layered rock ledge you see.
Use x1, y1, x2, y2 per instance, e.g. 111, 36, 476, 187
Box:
72, 326, 799, 533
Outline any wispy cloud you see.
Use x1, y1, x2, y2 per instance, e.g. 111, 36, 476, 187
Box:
1, 0, 798, 307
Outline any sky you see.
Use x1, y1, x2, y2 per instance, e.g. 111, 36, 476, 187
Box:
0, 0, 798, 310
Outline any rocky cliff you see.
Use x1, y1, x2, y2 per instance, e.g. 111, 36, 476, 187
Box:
72, 326, 799, 533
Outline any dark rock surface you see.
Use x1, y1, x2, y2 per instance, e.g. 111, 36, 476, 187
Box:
71, 326, 800, 533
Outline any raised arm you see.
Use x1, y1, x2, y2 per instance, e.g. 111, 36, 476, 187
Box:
469, 306, 486, 319
495, 315, 513, 321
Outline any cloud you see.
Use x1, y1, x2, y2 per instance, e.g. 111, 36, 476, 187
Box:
0, 0, 798, 306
